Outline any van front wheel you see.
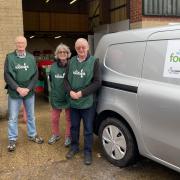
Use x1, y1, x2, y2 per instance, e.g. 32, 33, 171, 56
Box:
99, 118, 137, 167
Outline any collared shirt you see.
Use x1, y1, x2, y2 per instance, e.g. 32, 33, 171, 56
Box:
77, 56, 85, 63
77, 53, 90, 63
16, 50, 26, 58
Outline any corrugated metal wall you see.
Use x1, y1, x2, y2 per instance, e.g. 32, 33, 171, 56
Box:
143, 0, 180, 16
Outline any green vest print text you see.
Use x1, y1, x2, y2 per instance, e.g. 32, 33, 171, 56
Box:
15, 63, 29, 71
73, 69, 86, 78
55, 73, 65, 78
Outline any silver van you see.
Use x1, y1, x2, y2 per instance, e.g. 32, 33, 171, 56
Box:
94, 25, 180, 172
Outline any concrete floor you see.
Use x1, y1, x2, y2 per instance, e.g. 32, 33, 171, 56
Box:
0, 94, 180, 180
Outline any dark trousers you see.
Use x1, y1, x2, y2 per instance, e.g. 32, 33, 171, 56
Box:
70, 106, 95, 155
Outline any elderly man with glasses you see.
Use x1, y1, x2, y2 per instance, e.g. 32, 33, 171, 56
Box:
4, 36, 44, 152
64, 38, 101, 165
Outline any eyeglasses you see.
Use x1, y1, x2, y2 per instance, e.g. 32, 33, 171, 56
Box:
76, 46, 87, 50
58, 51, 67, 54
16, 42, 26, 44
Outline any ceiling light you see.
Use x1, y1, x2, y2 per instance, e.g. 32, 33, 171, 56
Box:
70, 0, 77, 5
30, 36, 35, 39
54, 36, 61, 39
45, 0, 50, 3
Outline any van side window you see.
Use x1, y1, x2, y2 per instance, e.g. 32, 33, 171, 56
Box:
105, 42, 145, 78
143, 40, 180, 85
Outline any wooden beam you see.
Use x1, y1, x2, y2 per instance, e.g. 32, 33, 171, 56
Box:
99, 0, 110, 24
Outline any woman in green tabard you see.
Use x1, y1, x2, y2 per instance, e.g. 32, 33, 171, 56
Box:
48, 43, 71, 147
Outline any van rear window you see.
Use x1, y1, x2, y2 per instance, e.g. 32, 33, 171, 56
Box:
105, 42, 145, 78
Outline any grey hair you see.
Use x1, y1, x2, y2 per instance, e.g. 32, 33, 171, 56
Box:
15, 36, 27, 46
54, 43, 71, 59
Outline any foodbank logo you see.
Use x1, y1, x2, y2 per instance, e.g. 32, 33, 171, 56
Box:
170, 50, 180, 62
168, 50, 180, 74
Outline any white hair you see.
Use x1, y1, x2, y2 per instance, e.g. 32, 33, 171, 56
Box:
54, 43, 71, 59
15, 36, 27, 45
75, 38, 89, 50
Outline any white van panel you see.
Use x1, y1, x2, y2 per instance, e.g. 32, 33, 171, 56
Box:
95, 25, 180, 172
142, 39, 180, 85
138, 79, 180, 167
139, 33, 180, 167
148, 29, 180, 40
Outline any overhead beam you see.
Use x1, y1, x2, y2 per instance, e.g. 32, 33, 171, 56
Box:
99, 0, 110, 25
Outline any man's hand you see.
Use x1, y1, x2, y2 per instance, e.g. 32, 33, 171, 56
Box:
76, 91, 82, 98
23, 88, 30, 96
16, 87, 30, 97
70, 90, 82, 100
70, 91, 78, 99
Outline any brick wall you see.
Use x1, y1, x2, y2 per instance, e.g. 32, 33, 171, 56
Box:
130, 0, 142, 24
0, 0, 23, 119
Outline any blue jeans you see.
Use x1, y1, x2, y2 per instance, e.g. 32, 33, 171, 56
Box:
8, 94, 37, 141
70, 106, 95, 155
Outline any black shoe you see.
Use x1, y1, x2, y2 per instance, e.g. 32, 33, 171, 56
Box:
84, 154, 92, 165
66, 149, 78, 159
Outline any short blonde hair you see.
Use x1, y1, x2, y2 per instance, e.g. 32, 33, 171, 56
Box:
55, 43, 71, 59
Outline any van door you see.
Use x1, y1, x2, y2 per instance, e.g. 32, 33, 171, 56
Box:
139, 31, 180, 167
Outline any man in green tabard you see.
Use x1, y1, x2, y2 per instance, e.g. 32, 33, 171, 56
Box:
65, 38, 101, 165
4, 36, 44, 152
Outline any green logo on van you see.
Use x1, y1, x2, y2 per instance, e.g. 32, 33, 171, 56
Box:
170, 52, 180, 62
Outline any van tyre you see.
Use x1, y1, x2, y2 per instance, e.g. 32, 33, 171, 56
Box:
99, 118, 137, 167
